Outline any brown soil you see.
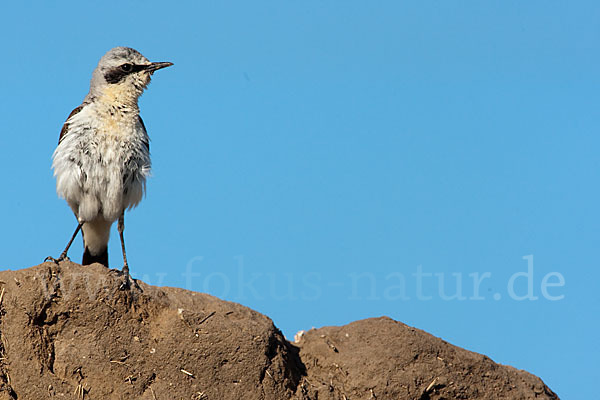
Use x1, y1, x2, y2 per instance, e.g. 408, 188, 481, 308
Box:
0, 262, 558, 399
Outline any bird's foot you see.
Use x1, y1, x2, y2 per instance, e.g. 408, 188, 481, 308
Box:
44, 254, 70, 265
118, 266, 141, 291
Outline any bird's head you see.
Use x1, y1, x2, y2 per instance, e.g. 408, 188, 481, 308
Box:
89, 47, 173, 105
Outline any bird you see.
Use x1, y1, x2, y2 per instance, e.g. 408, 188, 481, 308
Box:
46, 47, 172, 288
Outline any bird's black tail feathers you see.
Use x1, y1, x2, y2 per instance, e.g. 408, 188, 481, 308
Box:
82, 246, 109, 268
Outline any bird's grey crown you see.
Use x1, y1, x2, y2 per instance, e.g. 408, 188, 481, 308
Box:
99, 47, 150, 66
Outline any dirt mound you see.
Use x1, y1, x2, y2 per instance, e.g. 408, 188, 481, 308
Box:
295, 318, 558, 399
0, 262, 557, 399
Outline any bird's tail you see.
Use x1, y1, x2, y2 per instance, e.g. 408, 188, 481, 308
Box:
81, 218, 112, 268
82, 246, 108, 267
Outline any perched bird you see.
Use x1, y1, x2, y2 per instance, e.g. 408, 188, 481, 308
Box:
47, 47, 172, 287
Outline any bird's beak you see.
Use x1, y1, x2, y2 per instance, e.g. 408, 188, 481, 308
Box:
144, 62, 174, 74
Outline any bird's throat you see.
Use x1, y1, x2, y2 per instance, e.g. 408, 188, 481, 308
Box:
98, 84, 142, 109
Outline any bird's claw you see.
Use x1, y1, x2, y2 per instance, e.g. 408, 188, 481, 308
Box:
44, 255, 70, 264
119, 267, 141, 291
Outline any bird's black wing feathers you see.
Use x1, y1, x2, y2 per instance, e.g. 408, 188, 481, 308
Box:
58, 105, 84, 145
138, 115, 150, 152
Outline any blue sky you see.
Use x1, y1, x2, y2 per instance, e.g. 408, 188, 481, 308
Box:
1, 1, 598, 398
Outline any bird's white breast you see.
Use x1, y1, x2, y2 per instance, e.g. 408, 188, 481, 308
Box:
52, 103, 151, 223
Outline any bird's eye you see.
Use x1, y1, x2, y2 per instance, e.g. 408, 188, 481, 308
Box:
120, 63, 133, 72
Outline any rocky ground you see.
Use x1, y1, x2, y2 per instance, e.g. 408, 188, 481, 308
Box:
0, 262, 558, 399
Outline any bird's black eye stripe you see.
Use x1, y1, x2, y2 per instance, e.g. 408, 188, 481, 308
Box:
104, 64, 148, 84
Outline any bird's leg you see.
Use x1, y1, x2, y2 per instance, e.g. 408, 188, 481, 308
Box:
117, 213, 139, 290
118, 213, 129, 271
45, 222, 84, 264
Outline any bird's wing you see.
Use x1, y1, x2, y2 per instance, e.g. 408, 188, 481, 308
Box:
138, 115, 150, 152
58, 105, 84, 145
